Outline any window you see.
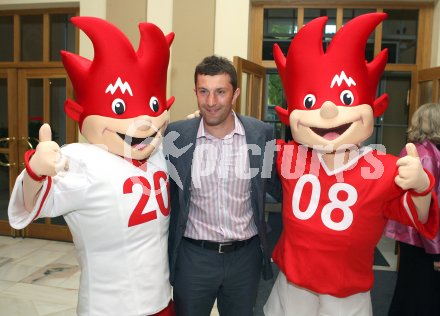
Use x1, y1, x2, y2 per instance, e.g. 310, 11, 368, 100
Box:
0, 10, 77, 63
252, 3, 433, 155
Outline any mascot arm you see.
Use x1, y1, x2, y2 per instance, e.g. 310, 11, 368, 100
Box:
23, 124, 68, 212
395, 143, 433, 224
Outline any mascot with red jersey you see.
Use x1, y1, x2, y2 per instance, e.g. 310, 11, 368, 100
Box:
8, 17, 175, 316
264, 13, 439, 316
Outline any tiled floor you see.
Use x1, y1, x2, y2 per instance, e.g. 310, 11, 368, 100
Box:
0, 234, 396, 316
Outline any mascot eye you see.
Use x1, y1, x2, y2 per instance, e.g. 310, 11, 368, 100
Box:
111, 98, 126, 115
340, 90, 354, 105
149, 96, 159, 113
303, 94, 316, 109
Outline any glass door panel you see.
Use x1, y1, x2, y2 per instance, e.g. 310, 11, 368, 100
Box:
20, 15, 44, 61
28, 79, 44, 150
262, 8, 297, 61
50, 13, 76, 61
304, 8, 337, 51
48, 78, 68, 226
50, 78, 67, 145
0, 15, 14, 61
364, 71, 411, 156
343, 9, 376, 61
382, 10, 418, 64
0, 78, 11, 225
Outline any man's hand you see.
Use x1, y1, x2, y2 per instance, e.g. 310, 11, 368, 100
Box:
395, 143, 430, 193
29, 124, 68, 177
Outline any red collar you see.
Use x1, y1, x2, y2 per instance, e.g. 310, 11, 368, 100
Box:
121, 156, 148, 172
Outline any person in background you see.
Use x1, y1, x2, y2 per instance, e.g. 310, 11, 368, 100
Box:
385, 102, 440, 316
166, 55, 280, 316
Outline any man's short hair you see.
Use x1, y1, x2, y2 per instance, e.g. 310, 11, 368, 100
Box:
194, 55, 238, 91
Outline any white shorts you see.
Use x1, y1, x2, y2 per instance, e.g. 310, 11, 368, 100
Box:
263, 271, 372, 316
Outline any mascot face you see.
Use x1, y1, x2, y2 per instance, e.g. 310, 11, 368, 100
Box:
61, 17, 174, 160
274, 13, 389, 151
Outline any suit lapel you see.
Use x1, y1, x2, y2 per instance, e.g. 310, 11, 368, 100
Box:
178, 118, 200, 194
238, 115, 265, 221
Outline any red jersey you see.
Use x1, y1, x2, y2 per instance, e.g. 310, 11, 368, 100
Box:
273, 140, 438, 297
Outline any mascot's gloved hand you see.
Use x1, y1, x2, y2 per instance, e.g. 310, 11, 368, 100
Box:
395, 143, 430, 193
29, 123, 68, 178
186, 110, 200, 120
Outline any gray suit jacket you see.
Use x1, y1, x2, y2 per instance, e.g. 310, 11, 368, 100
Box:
166, 114, 280, 285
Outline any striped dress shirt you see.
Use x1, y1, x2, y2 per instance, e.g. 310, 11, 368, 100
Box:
184, 113, 258, 242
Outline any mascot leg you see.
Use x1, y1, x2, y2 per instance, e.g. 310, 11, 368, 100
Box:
320, 291, 372, 316
264, 272, 319, 316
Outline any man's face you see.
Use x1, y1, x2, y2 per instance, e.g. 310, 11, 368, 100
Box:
195, 74, 239, 127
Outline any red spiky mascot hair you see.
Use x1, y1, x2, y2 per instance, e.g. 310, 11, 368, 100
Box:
61, 17, 174, 130
274, 13, 389, 126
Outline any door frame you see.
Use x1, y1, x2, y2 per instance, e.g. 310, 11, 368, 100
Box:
0, 69, 18, 237
233, 56, 267, 120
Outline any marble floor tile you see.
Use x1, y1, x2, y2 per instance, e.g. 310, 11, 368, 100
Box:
16, 250, 67, 268
0, 262, 42, 282
53, 251, 79, 266
0, 235, 396, 316
0, 238, 49, 259
0, 236, 22, 246
0, 256, 13, 268
0, 280, 15, 291
41, 241, 76, 253
44, 309, 77, 316
33, 300, 77, 316
0, 296, 39, 316
21, 264, 80, 288
1, 283, 78, 306
57, 270, 80, 290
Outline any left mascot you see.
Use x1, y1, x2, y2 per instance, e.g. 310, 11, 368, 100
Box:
8, 17, 175, 316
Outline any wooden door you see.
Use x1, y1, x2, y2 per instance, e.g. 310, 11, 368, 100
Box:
417, 66, 440, 109
0, 68, 76, 241
233, 56, 266, 120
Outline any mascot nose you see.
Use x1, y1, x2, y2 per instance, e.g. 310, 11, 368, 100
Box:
320, 101, 339, 119
134, 117, 153, 131
137, 124, 150, 131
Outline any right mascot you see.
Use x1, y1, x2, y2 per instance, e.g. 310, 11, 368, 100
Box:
264, 13, 439, 316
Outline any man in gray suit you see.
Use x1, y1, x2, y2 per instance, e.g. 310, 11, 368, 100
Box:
166, 55, 280, 316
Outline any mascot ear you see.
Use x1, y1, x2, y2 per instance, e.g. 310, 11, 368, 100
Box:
372, 94, 389, 117
275, 106, 290, 126
166, 96, 175, 111
64, 99, 83, 123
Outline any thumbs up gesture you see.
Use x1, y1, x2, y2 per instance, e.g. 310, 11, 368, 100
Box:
28, 124, 68, 178
395, 143, 430, 193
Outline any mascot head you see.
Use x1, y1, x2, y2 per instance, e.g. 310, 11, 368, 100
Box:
61, 17, 174, 160
274, 13, 388, 150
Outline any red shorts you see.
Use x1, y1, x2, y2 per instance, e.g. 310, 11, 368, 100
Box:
152, 300, 175, 316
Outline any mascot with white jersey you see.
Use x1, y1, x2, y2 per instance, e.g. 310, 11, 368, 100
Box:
8, 17, 175, 316
264, 13, 439, 316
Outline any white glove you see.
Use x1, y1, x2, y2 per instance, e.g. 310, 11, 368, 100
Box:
395, 143, 430, 193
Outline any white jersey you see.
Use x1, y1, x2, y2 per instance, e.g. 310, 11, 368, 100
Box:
8, 143, 171, 316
